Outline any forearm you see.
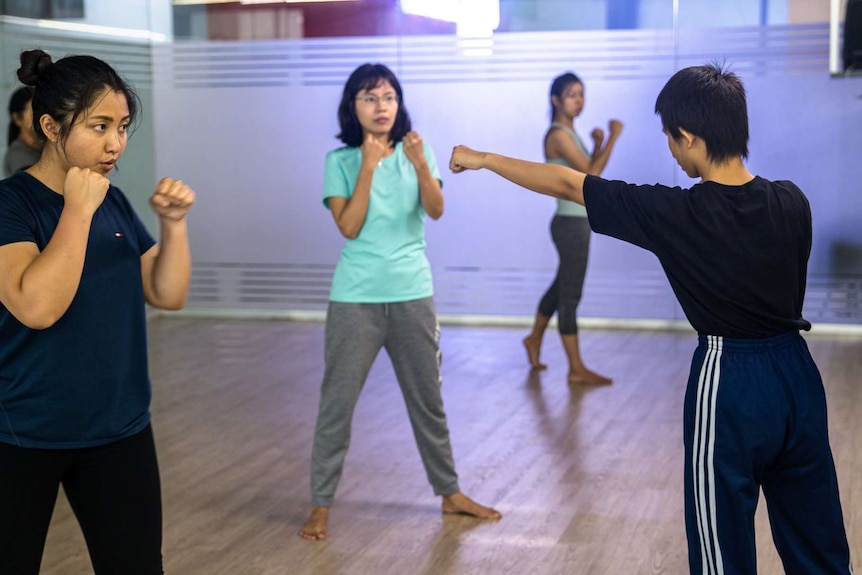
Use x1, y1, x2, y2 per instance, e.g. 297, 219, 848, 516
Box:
148, 218, 191, 310
480, 153, 586, 205
14, 207, 93, 328
334, 166, 374, 239
589, 134, 620, 176
416, 162, 443, 219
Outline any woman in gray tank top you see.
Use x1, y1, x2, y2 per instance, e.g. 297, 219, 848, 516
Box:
522, 72, 623, 385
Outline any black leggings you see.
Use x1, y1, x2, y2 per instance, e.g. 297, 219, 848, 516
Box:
0, 424, 163, 575
537, 215, 591, 334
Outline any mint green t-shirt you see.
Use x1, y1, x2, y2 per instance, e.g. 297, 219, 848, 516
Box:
548, 123, 589, 218
323, 141, 441, 303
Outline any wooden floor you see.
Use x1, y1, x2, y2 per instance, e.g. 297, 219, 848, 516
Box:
40, 318, 861, 574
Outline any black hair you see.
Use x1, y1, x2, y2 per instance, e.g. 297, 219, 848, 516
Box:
654, 63, 749, 162
549, 72, 582, 121
337, 63, 411, 147
16, 49, 140, 147
7, 86, 34, 146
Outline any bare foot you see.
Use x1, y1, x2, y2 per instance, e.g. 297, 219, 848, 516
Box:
568, 369, 612, 386
298, 506, 329, 541
441, 492, 502, 520
523, 336, 547, 370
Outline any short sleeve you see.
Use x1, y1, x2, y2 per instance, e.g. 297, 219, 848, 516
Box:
322, 149, 352, 209
584, 175, 685, 253
0, 184, 37, 247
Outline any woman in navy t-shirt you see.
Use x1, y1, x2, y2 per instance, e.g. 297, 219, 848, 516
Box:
0, 49, 194, 574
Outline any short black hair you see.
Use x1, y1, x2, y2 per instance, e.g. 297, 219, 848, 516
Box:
17, 49, 140, 147
654, 63, 749, 162
337, 63, 411, 148
6, 86, 34, 146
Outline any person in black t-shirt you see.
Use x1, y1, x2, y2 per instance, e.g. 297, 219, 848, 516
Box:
448, 64, 853, 575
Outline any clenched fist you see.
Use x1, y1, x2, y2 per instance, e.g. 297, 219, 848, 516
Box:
402, 131, 427, 168
150, 177, 195, 222
63, 167, 109, 216
449, 145, 485, 173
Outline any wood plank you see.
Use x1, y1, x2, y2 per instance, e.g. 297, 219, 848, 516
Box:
38, 320, 862, 574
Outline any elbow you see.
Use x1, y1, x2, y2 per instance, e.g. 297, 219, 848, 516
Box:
18, 307, 64, 330
27, 319, 59, 330
145, 283, 190, 311
338, 224, 360, 240
147, 292, 188, 311
425, 199, 444, 220
159, 298, 187, 312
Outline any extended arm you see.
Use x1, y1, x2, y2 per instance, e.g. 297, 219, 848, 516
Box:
449, 146, 587, 205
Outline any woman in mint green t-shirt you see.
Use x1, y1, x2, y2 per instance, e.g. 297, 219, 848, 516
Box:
522, 72, 623, 385
299, 63, 501, 541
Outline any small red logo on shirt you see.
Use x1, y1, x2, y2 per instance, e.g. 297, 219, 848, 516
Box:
115, 232, 124, 238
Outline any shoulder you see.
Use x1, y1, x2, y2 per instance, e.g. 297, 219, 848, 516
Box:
325, 146, 359, 170
6, 140, 26, 153
545, 125, 569, 142
767, 178, 805, 195
326, 146, 357, 160
760, 178, 811, 213
743, 176, 808, 202
0, 172, 36, 199
545, 126, 579, 156
586, 175, 681, 195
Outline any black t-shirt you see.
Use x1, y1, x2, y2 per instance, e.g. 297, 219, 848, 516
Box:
583, 175, 811, 338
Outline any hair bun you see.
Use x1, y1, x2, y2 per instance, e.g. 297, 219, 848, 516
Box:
17, 49, 54, 86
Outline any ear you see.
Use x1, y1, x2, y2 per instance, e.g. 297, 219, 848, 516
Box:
677, 128, 697, 148
38, 114, 60, 143
550, 94, 561, 109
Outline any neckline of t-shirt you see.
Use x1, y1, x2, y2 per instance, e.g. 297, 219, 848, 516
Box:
377, 150, 396, 167
699, 175, 761, 189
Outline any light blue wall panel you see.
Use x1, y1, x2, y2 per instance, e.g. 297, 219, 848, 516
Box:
116, 25, 862, 324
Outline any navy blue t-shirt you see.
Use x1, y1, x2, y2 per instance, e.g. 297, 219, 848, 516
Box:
583, 175, 811, 338
0, 171, 156, 448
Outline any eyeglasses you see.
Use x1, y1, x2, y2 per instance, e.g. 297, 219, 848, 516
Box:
355, 94, 399, 106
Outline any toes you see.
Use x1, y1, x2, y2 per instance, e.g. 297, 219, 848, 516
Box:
299, 528, 327, 541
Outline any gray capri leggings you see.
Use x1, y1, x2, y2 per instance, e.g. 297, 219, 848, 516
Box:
310, 297, 460, 508
537, 215, 591, 334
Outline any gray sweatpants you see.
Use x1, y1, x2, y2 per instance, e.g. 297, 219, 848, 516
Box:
310, 297, 460, 507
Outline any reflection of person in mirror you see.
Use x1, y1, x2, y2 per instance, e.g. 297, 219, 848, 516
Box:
3, 86, 42, 177
449, 63, 853, 575
522, 72, 622, 385
299, 62, 501, 542
0, 49, 194, 574
844, 0, 862, 71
